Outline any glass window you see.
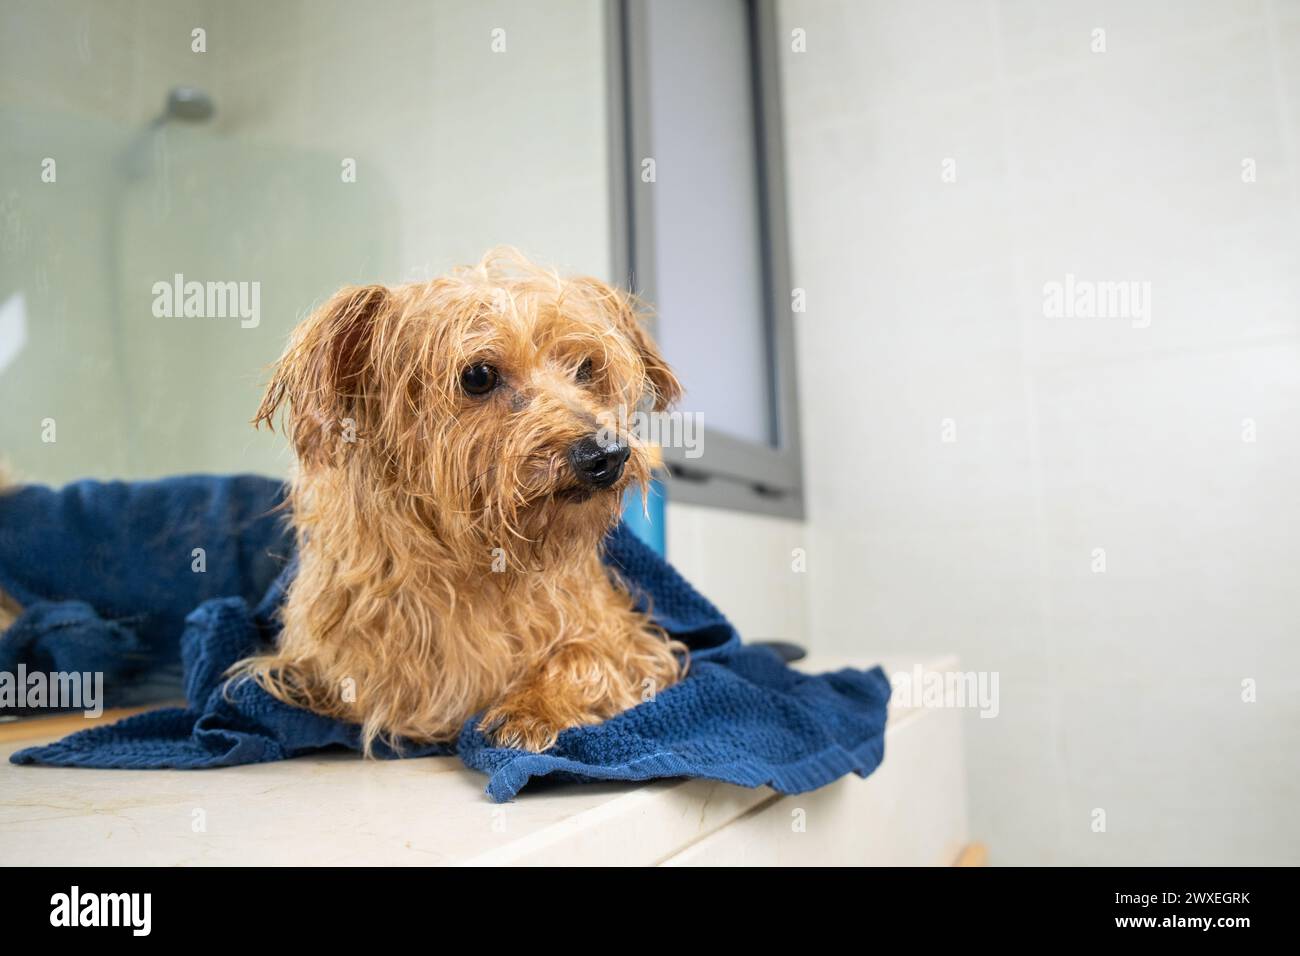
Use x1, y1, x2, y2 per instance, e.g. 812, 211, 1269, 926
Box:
643, 0, 773, 447
616, 0, 803, 517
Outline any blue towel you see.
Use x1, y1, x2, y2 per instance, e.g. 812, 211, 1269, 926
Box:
2, 476, 889, 801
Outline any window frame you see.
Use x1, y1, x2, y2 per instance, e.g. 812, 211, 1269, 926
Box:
606, 0, 804, 520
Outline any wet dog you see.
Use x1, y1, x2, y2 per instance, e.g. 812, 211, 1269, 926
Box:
234, 249, 685, 752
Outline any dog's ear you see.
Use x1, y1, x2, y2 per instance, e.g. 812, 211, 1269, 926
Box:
253, 284, 392, 462
620, 297, 682, 412
589, 283, 682, 412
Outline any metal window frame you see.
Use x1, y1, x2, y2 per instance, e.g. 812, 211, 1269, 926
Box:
606, 0, 804, 520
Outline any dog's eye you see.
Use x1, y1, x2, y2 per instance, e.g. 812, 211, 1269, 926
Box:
576, 358, 594, 384
461, 363, 499, 396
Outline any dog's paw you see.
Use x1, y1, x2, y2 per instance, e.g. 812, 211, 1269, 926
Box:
477, 702, 568, 752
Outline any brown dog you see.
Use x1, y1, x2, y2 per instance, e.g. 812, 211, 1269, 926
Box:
232, 249, 685, 752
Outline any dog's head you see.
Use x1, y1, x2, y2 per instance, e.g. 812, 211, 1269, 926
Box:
255, 248, 681, 554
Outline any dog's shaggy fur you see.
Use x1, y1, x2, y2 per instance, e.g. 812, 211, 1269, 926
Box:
233, 249, 686, 753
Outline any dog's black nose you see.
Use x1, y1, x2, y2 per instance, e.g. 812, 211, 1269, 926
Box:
569, 435, 631, 488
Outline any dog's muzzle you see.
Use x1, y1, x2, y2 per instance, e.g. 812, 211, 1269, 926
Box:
568, 435, 631, 489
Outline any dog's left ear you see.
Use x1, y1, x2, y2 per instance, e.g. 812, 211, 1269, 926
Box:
585, 281, 682, 412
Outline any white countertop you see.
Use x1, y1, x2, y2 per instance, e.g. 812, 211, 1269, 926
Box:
0, 654, 956, 866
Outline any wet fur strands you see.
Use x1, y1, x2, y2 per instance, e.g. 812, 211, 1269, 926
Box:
232, 248, 686, 753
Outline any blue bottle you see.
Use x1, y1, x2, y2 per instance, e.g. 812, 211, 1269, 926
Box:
621, 478, 666, 556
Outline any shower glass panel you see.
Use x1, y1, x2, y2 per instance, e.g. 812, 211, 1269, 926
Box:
0, 0, 611, 485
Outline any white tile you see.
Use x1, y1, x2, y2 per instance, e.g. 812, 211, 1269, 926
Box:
782, 0, 1300, 864
665, 502, 810, 645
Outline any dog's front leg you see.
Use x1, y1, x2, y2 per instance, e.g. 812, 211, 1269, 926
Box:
478, 653, 621, 752
477, 679, 591, 753
478, 630, 680, 752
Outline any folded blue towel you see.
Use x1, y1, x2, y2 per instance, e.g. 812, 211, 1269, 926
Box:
2, 476, 889, 801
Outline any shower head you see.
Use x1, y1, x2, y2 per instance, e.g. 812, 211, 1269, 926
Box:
120, 86, 216, 179
154, 86, 215, 125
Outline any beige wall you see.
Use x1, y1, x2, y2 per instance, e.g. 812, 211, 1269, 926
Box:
780, 0, 1300, 864
666, 502, 809, 646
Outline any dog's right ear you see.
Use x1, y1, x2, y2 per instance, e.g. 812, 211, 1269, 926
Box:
253, 284, 392, 464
